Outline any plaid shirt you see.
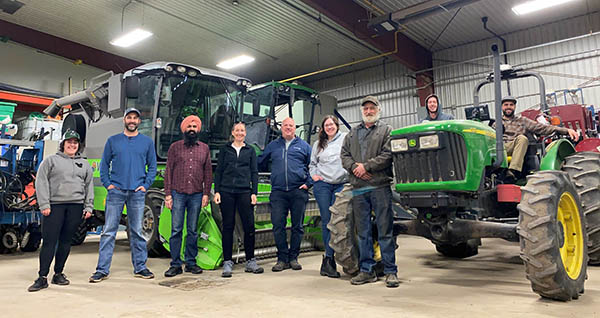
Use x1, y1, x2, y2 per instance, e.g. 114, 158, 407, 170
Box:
495, 115, 569, 142
164, 140, 213, 195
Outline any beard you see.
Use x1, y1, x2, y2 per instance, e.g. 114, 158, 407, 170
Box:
125, 122, 138, 132
362, 111, 381, 124
184, 130, 198, 147
502, 109, 514, 118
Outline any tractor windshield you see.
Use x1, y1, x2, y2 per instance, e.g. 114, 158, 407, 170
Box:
155, 74, 243, 160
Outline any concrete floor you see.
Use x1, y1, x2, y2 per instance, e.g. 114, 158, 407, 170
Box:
1, 234, 599, 318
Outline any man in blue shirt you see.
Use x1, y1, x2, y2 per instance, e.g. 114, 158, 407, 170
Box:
258, 117, 312, 272
90, 107, 157, 282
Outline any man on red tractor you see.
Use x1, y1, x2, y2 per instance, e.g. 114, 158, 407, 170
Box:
495, 96, 579, 182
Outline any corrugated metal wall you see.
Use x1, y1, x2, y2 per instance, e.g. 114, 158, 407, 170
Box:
307, 61, 420, 128
307, 12, 600, 129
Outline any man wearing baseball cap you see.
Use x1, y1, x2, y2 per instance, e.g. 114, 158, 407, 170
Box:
163, 115, 212, 277
90, 107, 157, 282
340, 95, 399, 288
494, 96, 579, 182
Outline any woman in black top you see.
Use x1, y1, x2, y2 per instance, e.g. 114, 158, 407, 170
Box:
214, 122, 263, 277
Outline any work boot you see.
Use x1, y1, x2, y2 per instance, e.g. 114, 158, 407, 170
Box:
289, 259, 302, 270
185, 264, 203, 275
245, 258, 264, 274
385, 273, 400, 288
504, 169, 519, 184
28, 276, 48, 292
134, 269, 155, 279
320, 255, 341, 278
164, 266, 182, 277
350, 271, 377, 285
222, 260, 234, 278
271, 261, 291, 272
51, 273, 70, 285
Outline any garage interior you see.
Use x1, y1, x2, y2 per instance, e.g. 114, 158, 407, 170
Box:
1, 0, 600, 316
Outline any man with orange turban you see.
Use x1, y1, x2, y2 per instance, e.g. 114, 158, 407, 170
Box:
163, 115, 212, 277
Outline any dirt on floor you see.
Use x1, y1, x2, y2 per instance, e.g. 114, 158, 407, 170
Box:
1, 234, 599, 318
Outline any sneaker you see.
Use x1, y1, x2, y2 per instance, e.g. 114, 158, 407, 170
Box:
51, 273, 70, 285
89, 272, 108, 283
164, 266, 183, 277
134, 269, 155, 279
245, 258, 264, 274
350, 271, 377, 285
222, 260, 234, 278
289, 259, 302, 271
385, 273, 400, 288
28, 276, 48, 292
271, 261, 291, 272
185, 264, 203, 275
320, 256, 341, 278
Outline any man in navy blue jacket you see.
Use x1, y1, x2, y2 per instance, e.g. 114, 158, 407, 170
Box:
258, 117, 312, 272
90, 108, 157, 282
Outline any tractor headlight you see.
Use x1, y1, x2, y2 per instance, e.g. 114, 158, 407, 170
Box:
176, 66, 186, 73
391, 138, 408, 152
419, 135, 439, 149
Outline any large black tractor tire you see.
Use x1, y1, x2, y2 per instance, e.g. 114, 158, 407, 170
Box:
20, 225, 42, 252
435, 239, 480, 258
328, 184, 359, 276
563, 152, 600, 265
71, 219, 89, 246
140, 192, 169, 257
518, 171, 587, 301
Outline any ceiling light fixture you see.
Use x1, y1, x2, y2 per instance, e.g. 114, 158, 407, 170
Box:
512, 0, 578, 15
216, 55, 255, 69
110, 28, 153, 47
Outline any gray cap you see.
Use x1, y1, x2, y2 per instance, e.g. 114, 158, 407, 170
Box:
501, 96, 517, 104
124, 107, 141, 117
361, 95, 380, 107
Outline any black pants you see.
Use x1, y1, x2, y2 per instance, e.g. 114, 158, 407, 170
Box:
220, 192, 255, 261
38, 203, 83, 277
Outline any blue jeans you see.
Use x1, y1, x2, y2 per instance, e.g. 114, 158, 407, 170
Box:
313, 181, 344, 257
352, 186, 397, 274
169, 191, 202, 267
96, 189, 147, 275
270, 188, 308, 263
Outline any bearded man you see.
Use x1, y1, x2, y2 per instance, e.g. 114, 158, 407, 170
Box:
162, 115, 212, 277
340, 96, 399, 288
493, 96, 578, 182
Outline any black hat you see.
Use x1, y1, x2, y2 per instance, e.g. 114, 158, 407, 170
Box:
124, 107, 141, 116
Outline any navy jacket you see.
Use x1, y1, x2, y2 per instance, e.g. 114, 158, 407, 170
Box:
258, 137, 312, 191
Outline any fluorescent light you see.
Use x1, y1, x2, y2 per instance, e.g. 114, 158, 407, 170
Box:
512, 0, 577, 15
110, 28, 153, 47
216, 55, 255, 69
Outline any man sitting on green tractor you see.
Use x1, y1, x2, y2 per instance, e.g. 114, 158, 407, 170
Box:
495, 96, 579, 182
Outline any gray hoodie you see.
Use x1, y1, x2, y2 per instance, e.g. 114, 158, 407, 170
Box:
35, 152, 94, 212
309, 132, 348, 184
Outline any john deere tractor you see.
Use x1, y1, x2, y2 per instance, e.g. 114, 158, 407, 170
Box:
329, 45, 595, 301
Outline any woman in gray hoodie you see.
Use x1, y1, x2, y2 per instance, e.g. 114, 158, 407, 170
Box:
28, 130, 94, 292
309, 115, 348, 278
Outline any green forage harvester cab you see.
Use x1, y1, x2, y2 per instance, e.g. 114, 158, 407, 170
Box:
44, 63, 339, 269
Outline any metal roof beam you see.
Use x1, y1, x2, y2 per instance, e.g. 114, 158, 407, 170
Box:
0, 19, 142, 73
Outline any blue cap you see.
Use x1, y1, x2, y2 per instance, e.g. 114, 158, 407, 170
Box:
124, 107, 141, 117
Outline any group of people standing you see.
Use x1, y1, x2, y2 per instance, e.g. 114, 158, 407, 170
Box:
28, 93, 404, 292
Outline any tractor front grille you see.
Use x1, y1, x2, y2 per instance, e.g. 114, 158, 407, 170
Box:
393, 132, 467, 183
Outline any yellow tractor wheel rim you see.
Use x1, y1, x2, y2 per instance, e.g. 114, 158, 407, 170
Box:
557, 192, 584, 280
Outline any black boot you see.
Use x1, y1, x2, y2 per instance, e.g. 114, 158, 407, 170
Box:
320, 255, 341, 278
28, 276, 48, 292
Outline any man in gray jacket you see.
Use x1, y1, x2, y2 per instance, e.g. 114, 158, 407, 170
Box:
420, 94, 454, 122
340, 95, 399, 288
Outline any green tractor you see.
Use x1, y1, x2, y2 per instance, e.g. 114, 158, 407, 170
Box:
329, 45, 595, 301
44, 63, 337, 268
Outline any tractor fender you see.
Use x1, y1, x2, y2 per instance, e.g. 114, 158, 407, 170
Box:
540, 139, 576, 171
